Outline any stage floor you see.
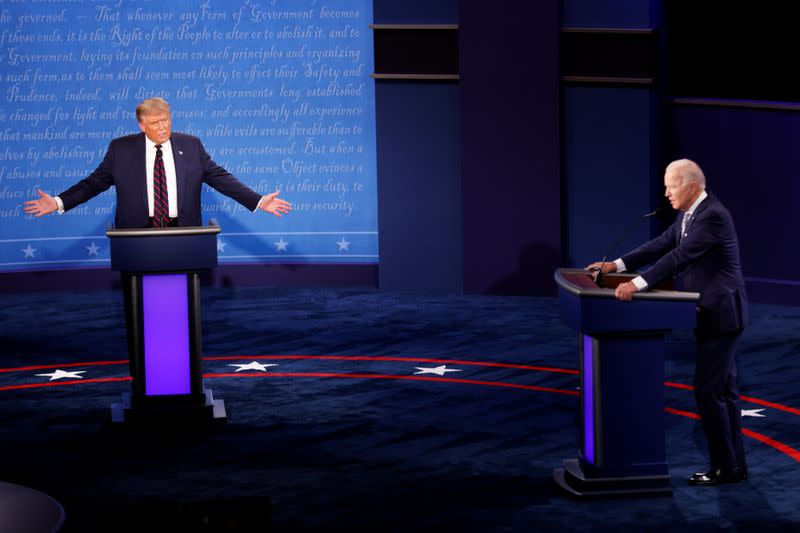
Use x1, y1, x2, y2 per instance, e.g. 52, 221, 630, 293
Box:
1, 287, 798, 531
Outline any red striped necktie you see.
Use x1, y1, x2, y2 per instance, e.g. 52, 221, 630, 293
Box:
152, 144, 169, 228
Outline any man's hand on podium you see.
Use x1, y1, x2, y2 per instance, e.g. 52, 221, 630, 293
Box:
586, 261, 617, 274
586, 261, 639, 300
615, 281, 637, 301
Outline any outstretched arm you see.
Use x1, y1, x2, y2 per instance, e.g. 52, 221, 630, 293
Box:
23, 189, 58, 217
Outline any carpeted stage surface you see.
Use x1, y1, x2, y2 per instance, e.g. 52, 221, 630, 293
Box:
1, 287, 799, 531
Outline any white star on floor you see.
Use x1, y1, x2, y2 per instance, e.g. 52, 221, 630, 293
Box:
36, 369, 87, 381
228, 361, 279, 372
274, 237, 289, 252
85, 242, 100, 256
742, 408, 766, 418
22, 244, 36, 258
217, 240, 227, 253
336, 238, 351, 252
414, 365, 462, 376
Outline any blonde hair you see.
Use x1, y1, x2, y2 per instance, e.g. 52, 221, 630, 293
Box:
666, 159, 706, 189
135, 98, 171, 122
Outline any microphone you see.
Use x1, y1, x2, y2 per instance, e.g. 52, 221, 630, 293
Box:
592, 208, 663, 287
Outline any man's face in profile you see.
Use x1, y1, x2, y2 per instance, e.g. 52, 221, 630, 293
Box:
664, 169, 697, 212
138, 110, 172, 144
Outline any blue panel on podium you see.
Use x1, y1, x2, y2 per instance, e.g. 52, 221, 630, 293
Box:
143, 274, 191, 396
582, 334, 595, 465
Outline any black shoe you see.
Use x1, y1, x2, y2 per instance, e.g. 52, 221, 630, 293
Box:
691, 465, 749, 480
688, 466, 748, 486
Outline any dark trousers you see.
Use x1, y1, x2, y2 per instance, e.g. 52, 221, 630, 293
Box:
693, 330, 746, 470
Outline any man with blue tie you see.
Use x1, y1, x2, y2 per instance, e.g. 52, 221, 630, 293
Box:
23, 97, 291, 225
588, 159, 749, 486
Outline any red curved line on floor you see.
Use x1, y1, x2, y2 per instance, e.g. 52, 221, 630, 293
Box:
664, 406, 700, 420
203, 355, 580, 375
3, 358, 799, 419
738, 395, 800, 417
202, 372, 581, 396
664, 381, 693, 391
0, 372, 577, 396
0, 376, 131, 391
742, 429, 800, 463
0, 355, 578, 375
0, 360, 128, 373
4, 372, 798, 464
665, 407, 800, 463
665, 381, 800, 417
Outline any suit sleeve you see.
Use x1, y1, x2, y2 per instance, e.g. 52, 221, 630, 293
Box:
57, 142, 116, 211
636, 213, 724, 288
621, 221, 679, 273
198, 140, 261, 211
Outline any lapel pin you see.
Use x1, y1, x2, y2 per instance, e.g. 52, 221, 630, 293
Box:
178, 150, 183, 155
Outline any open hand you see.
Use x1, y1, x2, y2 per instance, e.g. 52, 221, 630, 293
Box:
23, 189, 58, 217
258, 190, 292, 217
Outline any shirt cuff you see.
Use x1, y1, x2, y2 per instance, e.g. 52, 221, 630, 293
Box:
54, 196, 65, 214
614, 258, 626, 272
632, 276, 648, 291
253, 195, 266, 213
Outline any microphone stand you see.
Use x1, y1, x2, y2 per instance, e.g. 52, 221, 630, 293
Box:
593, 209, 661, 287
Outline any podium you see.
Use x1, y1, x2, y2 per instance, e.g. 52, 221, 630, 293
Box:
552, 268, 699, 497
107, 226, 225, 424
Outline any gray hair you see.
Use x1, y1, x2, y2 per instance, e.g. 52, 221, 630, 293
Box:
666, 159, 706, 189
136, 98, 171, 122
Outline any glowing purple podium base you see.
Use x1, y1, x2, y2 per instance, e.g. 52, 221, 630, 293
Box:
107, 226, 225, 424
553, 269, 699, 497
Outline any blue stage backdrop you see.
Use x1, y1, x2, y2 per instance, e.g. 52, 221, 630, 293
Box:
0, 0, 377, 271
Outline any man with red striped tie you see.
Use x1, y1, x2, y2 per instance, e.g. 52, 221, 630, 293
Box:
23, 97, 291, 227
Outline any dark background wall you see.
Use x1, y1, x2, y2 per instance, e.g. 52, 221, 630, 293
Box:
373, 0, 458, 24
372, 0, 461, 293
375, 0, 560, 296
375, 80, 461, 293
561, 1, 663, 270
459, 1, 561, 296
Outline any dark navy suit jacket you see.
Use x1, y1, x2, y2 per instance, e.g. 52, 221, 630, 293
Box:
621, 192, 748, 336
58, 132, 261, 229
